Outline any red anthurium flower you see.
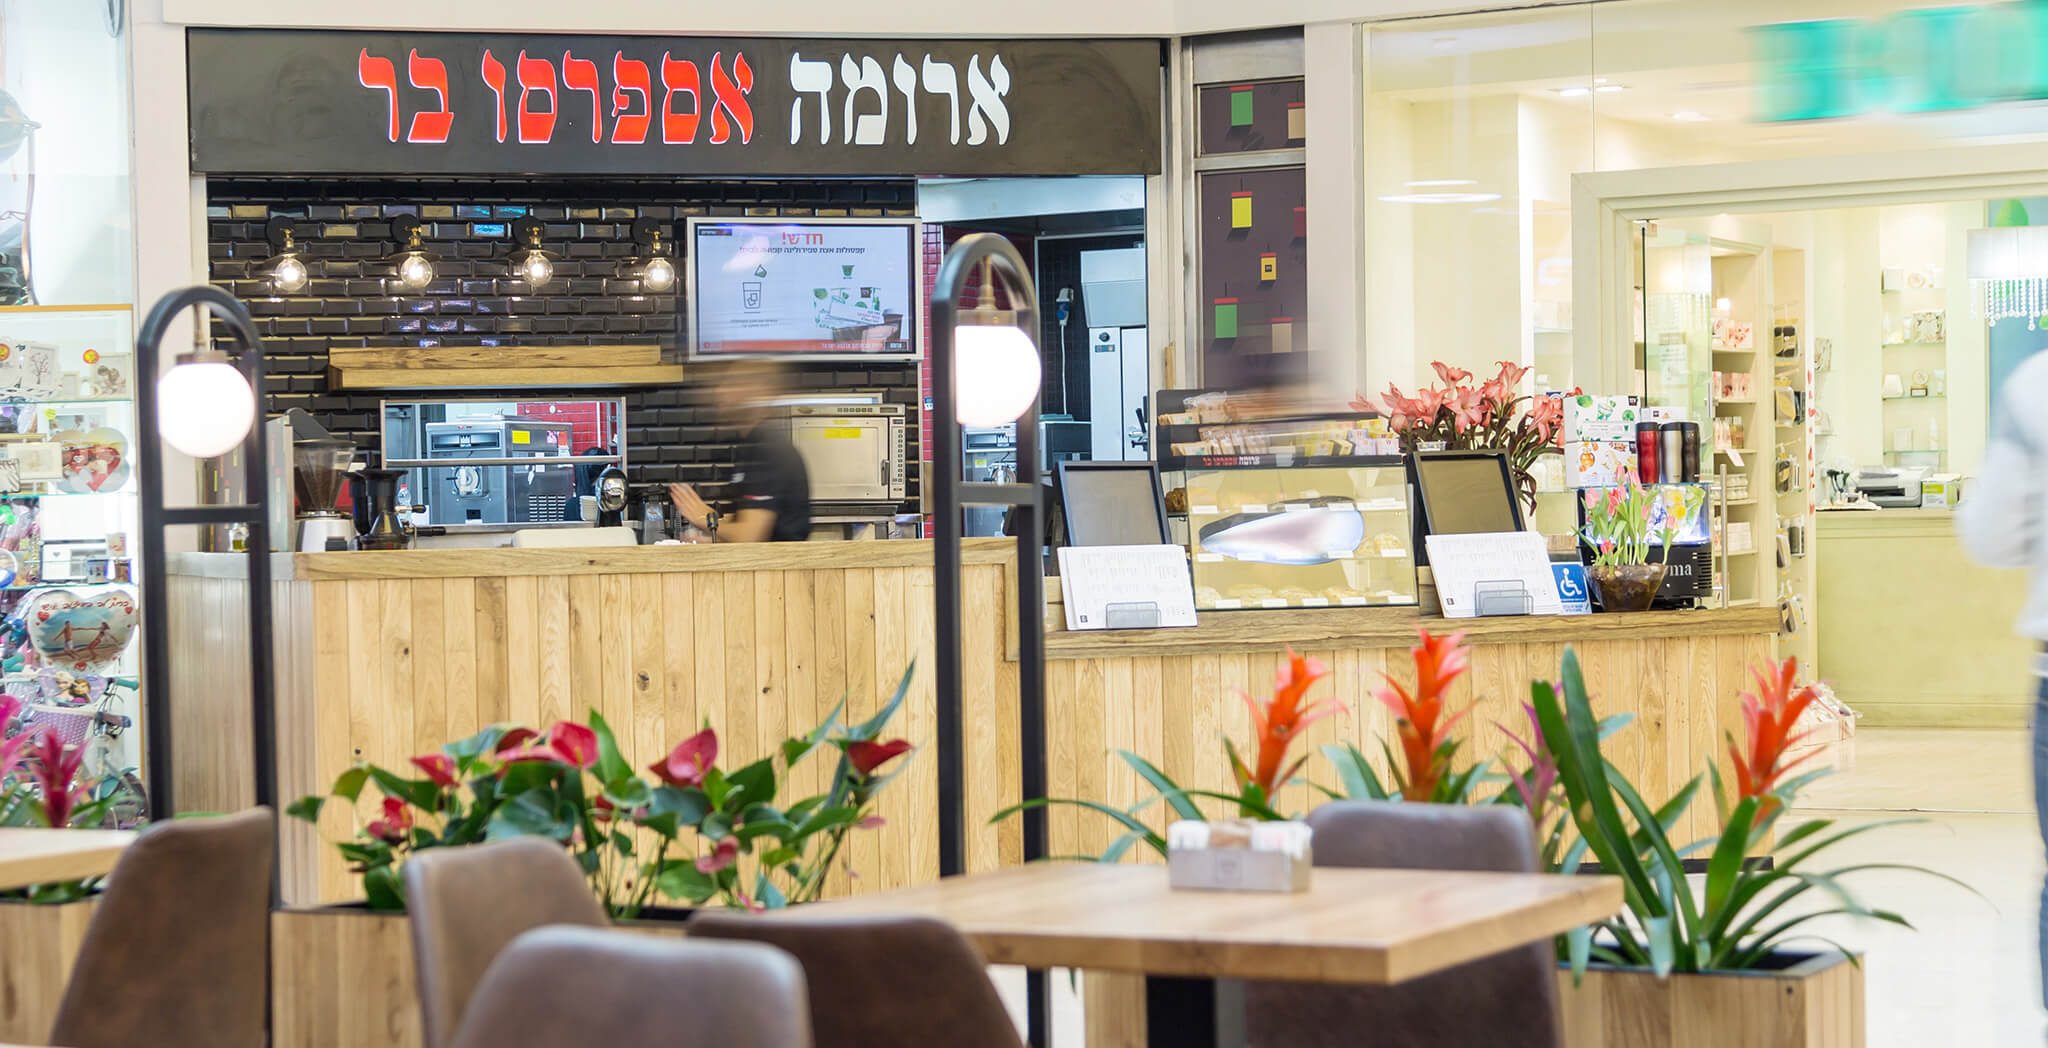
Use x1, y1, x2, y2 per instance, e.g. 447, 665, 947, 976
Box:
847, 739, 913, 776
25, 729, 86, 828
1728, 657, 1823, 814
365, 796, 413, 844
410, 753, 458, 789
1232, 648, 1342, 799
650, 728, 718, 787
493, 726, 539, 754
695, 836, 738, 875
547, 721, 599, 769
592, 794, 616, 823
734, 889, 766, 914
1375, 628, 1473, 802
858, 815, 887, 830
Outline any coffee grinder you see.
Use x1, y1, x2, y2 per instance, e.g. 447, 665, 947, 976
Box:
292, 438, 358, 552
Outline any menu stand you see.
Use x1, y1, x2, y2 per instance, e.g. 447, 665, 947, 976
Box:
1103, 601, 1164, 629
1473, 580, 1535, 617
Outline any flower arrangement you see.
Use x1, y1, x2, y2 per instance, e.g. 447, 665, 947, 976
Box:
1357, 361, 1563, 511
0, 695, 131, 902
291, 665, 917, 917
1581, 482, 1701, 569
1535, 651, 1966, 975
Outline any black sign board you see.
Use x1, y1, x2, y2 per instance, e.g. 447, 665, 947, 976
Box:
188, 29, 1163, 177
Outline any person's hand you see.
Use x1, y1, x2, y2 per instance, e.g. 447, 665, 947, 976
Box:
668, 482, 712, 529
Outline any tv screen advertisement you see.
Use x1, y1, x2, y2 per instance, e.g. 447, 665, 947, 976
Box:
687, 217, 920, 360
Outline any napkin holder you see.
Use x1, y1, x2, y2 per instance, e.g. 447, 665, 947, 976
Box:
1166, 819, 1313, 894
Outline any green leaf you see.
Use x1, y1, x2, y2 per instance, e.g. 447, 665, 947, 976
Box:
587, 709, 633, 785
636, 811, 681, 838
1644, 915, 1676, 977
793, 805, 861, 838
1703, 796, 1761, 924
989, 796, 1166, 856
726, 758, 777, 809
331, 766, 373, 803
702, 811, 733, 841
604, 776, 653, 811
704, 767, 731, 809
369, 766, 440, 811
497, 759, 558, 798
755, 873, 788, 910
1538, 663, 1658, 921
1100, 831, 1145, 864
851, 661, 915, 739
1565, 926, 1592, 985
363, 865, 406, 911
1321, 743, 1391, 801
1609, 765, 1705, 952
656, 862, 718, 903
337, 841, 390, 867
762, 845, 799, 866
285, 795, 324, 823
445, 725, 509, 764
783, 796, 826, 824
649, 785, 711, 827
487, 787, 573, 842
1116, 751, 1203, 821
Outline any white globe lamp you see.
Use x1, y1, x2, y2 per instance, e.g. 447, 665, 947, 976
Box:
157, 352, 257, 459
952, 324, 1042, 427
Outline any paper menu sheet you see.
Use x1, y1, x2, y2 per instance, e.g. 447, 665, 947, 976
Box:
1423, 531, 1565, 619
1056, 545, 1200, 631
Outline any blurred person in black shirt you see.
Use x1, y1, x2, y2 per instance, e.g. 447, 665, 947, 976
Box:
668, 361, 811, 542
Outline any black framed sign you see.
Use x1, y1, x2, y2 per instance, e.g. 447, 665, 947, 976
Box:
187, 29, 1164, 177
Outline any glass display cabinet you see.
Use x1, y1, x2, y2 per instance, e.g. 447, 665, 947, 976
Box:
1183, 462, 1417, 610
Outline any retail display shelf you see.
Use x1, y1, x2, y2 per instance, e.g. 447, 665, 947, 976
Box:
1885, 448, 1947, 456
1882, 395, 1945, 401
1714, 397, 1758, 405
1881, 340, 1944, 348
1162, 453, 1405, 471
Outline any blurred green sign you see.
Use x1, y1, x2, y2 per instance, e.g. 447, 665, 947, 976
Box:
1754, 1, 2048, 121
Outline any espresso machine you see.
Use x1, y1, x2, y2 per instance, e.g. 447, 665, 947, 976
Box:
347, 468, 412, 550
292, 438, 358, 552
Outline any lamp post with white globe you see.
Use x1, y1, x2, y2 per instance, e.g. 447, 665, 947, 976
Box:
135, 285, 277, 831
928, 233, 1049, 1043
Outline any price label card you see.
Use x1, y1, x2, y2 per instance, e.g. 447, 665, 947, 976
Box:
1259, 598, 1289, 608
1192, 505, 1220, 515
1242, 504, 1269, 514
1300, 597, 1332, 607
1211, 599, 1244, 609
1340, 597, 1370, 606
1194, 553, 1224, 563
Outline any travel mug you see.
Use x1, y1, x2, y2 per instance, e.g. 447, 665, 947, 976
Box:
1660, 423, 1684, 484
1635, 422, 1661, 486
1678, 421, 1701, 482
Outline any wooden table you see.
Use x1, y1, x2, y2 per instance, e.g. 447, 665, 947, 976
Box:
0, 828, 135, 891
791, 862, 1624, 1046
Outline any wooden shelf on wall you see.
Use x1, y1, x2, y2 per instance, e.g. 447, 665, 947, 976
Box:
326, 345, 684, 391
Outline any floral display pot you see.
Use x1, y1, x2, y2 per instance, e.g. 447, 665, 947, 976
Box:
1587, 562, 1666, 613
271, 902, 695, 1048
0, 894, 99, 1042
1555, 951, 1863, 1047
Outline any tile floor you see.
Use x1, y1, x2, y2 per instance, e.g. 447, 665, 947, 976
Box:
993, 727, 2047, 1045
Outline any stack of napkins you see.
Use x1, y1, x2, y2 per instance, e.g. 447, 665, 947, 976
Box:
1166, 819, 1314, 893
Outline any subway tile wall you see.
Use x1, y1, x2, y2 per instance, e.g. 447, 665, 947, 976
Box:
205, 177, 922, 510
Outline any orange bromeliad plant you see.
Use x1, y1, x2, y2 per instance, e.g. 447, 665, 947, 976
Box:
1226, 649, 1340, 808
1320, 628, 1492, 806
1726, 656, 1823, 818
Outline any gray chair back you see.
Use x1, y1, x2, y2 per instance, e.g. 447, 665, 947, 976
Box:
447, 925, 812, 1048
403, 836, 608, 1048
50, 807, 274, 1048
689, 911, 1026, 1048
1242, 800, 1562, 1048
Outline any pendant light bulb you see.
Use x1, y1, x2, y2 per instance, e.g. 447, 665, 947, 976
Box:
519, 251, 553, 288
398, 253, 435, 290
643, 256, 677, 291
269, 254, 309, 294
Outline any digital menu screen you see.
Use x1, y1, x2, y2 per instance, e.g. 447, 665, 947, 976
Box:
688, 219, 919, 359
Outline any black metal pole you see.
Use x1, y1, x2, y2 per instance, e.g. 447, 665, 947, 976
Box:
931, 235, 1050, 1047
136, 286, 278, 837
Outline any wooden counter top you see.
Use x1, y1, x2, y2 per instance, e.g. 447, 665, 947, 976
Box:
167, 537, 1017, 581
1043, 605, 1781, 659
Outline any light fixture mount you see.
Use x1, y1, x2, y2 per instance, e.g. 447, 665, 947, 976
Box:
508, 216, 556, 289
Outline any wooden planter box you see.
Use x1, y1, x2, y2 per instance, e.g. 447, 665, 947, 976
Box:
0, 896, 98, 1042
272, 905, 692, 1048
1557, 952, 1864, 1048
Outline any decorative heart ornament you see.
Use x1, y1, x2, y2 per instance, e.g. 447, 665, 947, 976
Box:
26, 588, 138, 670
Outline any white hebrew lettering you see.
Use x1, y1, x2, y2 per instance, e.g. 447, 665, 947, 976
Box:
921, 56, 961, 145
841, 54, 888, 146
966, 54, 1011, 146
891, 55, 919, 145
788, 52, 834, 145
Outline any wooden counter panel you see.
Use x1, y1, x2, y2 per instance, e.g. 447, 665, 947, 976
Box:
1045, 630, 1772, 861
169, 538, 1014, 581
1043, 606, 1781, 659
169, 558, 1019, 904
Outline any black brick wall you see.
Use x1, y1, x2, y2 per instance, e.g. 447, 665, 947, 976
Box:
204, 177, 922, 510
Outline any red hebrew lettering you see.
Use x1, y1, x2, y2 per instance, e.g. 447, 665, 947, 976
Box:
405, 49, 453, 144
610, 53, 652, 145
708, 51, 755, 145
660, 52, 701, 144
357, 49, 400, 142
562, 50, 601, 144
481, 49, 509, 143
515, 50, 559, 144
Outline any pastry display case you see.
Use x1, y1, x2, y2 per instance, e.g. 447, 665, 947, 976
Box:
1183, 461, 1417, 610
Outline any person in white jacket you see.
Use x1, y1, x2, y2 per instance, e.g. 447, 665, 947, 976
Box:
1956, 349, 2048, 1009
